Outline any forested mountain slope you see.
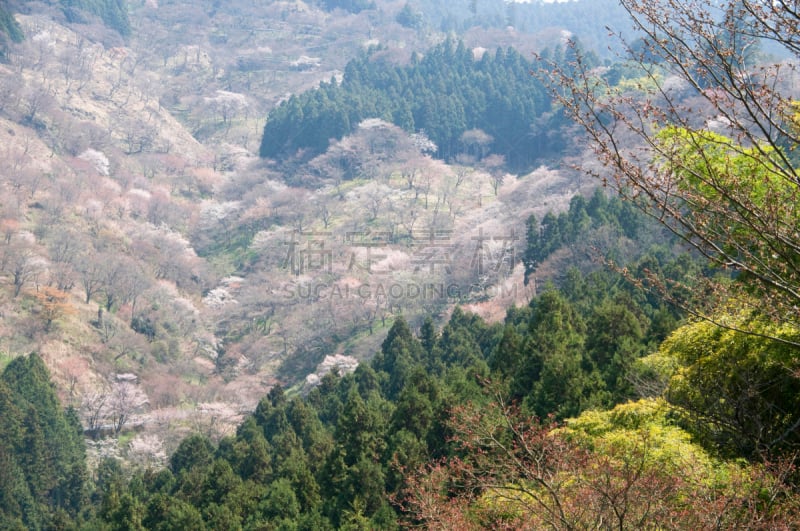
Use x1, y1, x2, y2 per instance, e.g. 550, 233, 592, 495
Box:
0, 0, 623, 464
7, 254, 800, 527
0, 0, 799, 527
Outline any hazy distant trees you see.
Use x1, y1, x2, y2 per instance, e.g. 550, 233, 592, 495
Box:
0, 4, 24, 45
0, 226, 47, 298
62, 0, 132, 37
120, 116, 157, 154
396, 2, 424, 29
201, 90, 249, 134
107, 379, 148, 433
319, 0, 375, 14
481, 153, 505, 195
57, 39, 98, 93
46, 228, 80, 291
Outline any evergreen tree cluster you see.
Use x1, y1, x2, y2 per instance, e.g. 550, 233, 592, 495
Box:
523, 189, 645, 282
260, 40, 573, 172
61, 0, 131, 37
0, 354, 87, 530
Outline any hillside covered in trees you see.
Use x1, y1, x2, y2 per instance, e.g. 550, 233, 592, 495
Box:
0, 0, 610, 474
0, 0, 129, 40
0, 0, 800, 528
5, 247, 800, 527
393, 0, 633, 58
260, 39, 579, 171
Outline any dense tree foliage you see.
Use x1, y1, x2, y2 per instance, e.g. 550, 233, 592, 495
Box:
2, 0, 798, 526
5, 206, 798, 528
0, 353, 87, 530
524, 0, 800, 520
404, 395, 800, 529
260, 39, 575, 172
644, 315, 800, 460
523, 188, 644, 283
82, 246, 800, 527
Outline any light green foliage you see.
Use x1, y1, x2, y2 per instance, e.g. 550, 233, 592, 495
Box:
656, 126, 795, 210
642, 313, 800, 457
615, 71, 664, 94
562, 398, 718, 478
650, 125, 800, 332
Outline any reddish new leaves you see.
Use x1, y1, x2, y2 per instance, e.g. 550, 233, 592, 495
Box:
400, 391, 800, 530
